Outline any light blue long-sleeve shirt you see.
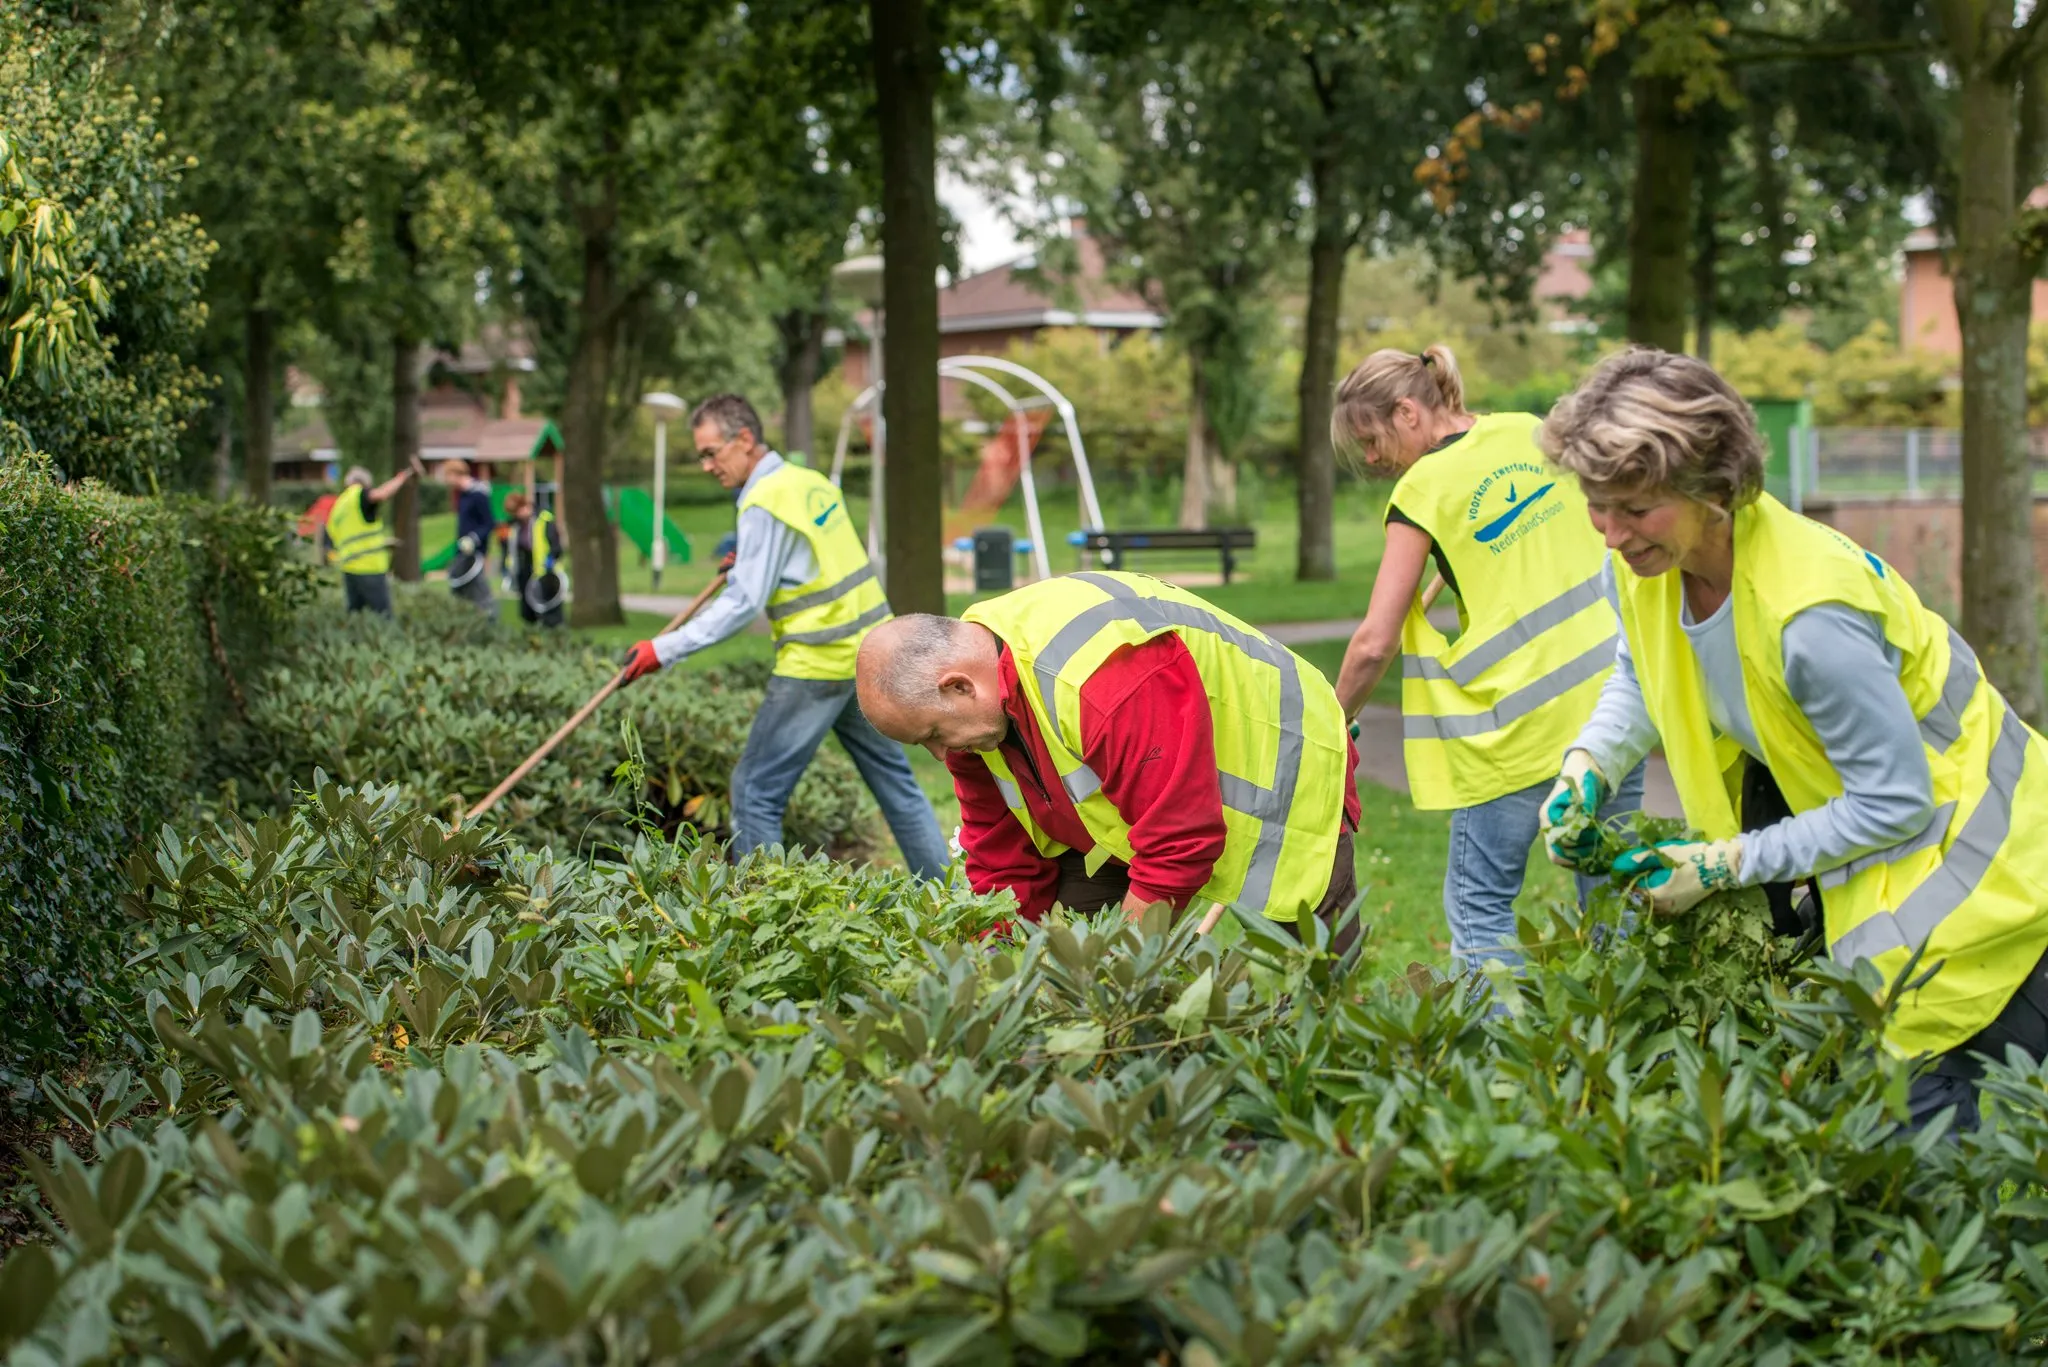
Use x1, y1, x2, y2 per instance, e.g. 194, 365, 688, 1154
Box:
1575, 558, 1935, 886
651, 453, 817, 667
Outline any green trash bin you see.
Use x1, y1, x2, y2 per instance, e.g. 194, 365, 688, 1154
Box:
1750, 395, 1812, 509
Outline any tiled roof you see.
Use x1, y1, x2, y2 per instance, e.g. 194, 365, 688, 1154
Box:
476, 417, 560, 463
850, 231, 1163, 336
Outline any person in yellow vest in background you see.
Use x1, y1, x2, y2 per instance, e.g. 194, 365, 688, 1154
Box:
1328, 345, 1644, 976
855, 572, 1363, 945
616, 394, 948, 877
501, 492, 566, 629
1538, 348, 2048, 1131
325, 459, 421, 616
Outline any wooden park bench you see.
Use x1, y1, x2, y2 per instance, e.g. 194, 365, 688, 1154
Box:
1069, 527, 1257, 585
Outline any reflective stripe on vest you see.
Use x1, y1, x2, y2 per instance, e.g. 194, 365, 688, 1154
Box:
963, 571, 1347, 920
1616, 493, 2048, 1058
1400, 637, 1614, 741
1401, 569, 1608, 687
325, 485, 391, 575
737, 460, 890, 680
764, 564, 877, 621
1385, 413, 1617, 809
1029, 572, 1307, 909
1818, 629, 1981, 893
1828, 708, 2028, 962
775, 600, 891, 647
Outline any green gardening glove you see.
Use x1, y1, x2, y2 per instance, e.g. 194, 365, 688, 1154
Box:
1540, 749, 1609, 872
1611, 838, 1744, 916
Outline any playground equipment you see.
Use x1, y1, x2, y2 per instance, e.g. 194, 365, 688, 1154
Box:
828, 356, 1105, 584
610, 486, 694, 568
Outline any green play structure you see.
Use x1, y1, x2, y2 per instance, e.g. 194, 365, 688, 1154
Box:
611, 486, 693, 565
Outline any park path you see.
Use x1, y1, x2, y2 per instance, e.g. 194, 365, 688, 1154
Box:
618, 593, 1680, 815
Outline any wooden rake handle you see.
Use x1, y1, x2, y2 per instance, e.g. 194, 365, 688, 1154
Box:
458, 573, 728, 827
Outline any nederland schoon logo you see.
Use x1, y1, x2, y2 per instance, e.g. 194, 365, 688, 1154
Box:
1473, 479, 1557, 543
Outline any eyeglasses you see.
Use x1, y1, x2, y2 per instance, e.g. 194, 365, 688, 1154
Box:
696, 435, 740, 464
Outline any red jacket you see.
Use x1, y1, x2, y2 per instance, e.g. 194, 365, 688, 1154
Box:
945, 635, 1361, 920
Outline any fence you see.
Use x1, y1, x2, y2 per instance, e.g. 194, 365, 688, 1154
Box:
1802, 428, 2048, 503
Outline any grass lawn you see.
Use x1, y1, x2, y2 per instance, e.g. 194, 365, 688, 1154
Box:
379, 579, 1548, 980
423, 472, 1394, 628
408, 477, 1553, 979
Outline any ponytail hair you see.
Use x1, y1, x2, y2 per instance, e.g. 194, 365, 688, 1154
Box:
1330, 344, 1468, 473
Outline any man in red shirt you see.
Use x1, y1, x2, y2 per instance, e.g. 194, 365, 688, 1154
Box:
857, 593, 1362, 947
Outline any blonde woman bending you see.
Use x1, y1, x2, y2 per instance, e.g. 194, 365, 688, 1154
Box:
1538, 348, 2048, 1129
1331, 346, 1642, 975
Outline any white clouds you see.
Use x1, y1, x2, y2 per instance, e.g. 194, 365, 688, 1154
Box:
939, 167, 1027, 275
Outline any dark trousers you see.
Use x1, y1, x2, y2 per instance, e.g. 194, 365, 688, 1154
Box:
1051, 831, 1359, 954
342, 572, 392, 616
512, 551, 564, 628
1908, 945, 2048, 1131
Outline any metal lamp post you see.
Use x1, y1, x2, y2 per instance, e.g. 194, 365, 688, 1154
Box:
641, 391, 687, 590
831, 255, 886, 579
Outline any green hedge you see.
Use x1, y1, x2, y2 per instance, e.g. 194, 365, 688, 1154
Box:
0, 459, 309, 1096
209, 585, 881, 858
4, 785, 2045, 1362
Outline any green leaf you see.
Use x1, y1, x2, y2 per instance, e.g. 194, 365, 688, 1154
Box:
0, 1244, 58, 1348
290, 1009, 322, 1059
1165, 968, 1214, 1037
1496, 1282, 1554, 1367
1045, 1023, 1106, 1056
909, 1249, 988, 1290
1010, 1307, 1088, 1357
684, 978, 725, 1036
906, 1313, 1001, 1367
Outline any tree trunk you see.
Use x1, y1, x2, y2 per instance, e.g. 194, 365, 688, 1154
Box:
1294, 174, 1345, 580
213, 399, 233, 500
1181, 347, 1212, 529
244, 303, 274, 505
870, 0, 944, 615
1206, 430, 1236, 523
775, 307, 826, 461
1954, 62, 2043, 723
390, 335, 422, 582
563, 216, 625, 628
1692, 148, 1719, 363
1626, 76, 1695, 352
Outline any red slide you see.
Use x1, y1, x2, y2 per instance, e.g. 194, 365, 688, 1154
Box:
959, 410, 1051, 519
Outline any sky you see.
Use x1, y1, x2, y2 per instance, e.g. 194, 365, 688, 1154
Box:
940, 169, 1027, 276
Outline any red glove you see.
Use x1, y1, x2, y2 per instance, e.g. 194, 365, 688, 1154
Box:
619, 640, 662, 685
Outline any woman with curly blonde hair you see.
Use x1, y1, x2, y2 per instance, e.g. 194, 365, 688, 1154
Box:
1538, 347, 2048, 1129
1330, 344, 1640, 978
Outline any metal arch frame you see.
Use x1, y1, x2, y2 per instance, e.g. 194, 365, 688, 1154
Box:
943, 355, 1105, 532
827, 356, 1103, 585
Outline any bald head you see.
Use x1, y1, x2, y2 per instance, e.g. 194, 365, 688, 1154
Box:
857, 614, 1009, 757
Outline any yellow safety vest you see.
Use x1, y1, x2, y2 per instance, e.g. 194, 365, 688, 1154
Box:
1386, 412, 1618, 809
534, 509, 561, 563
739, 460, 890, 681
1616, 493, 2048, 1058
962, 571, 1350, 924
325, 484, 391, 576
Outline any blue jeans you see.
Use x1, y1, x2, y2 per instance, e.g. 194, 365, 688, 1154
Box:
1443, 762, 1647, 974
730, 674, 950, 878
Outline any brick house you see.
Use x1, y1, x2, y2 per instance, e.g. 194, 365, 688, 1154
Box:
1899, 207, 2048, 356
838, 224, 1165, 415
